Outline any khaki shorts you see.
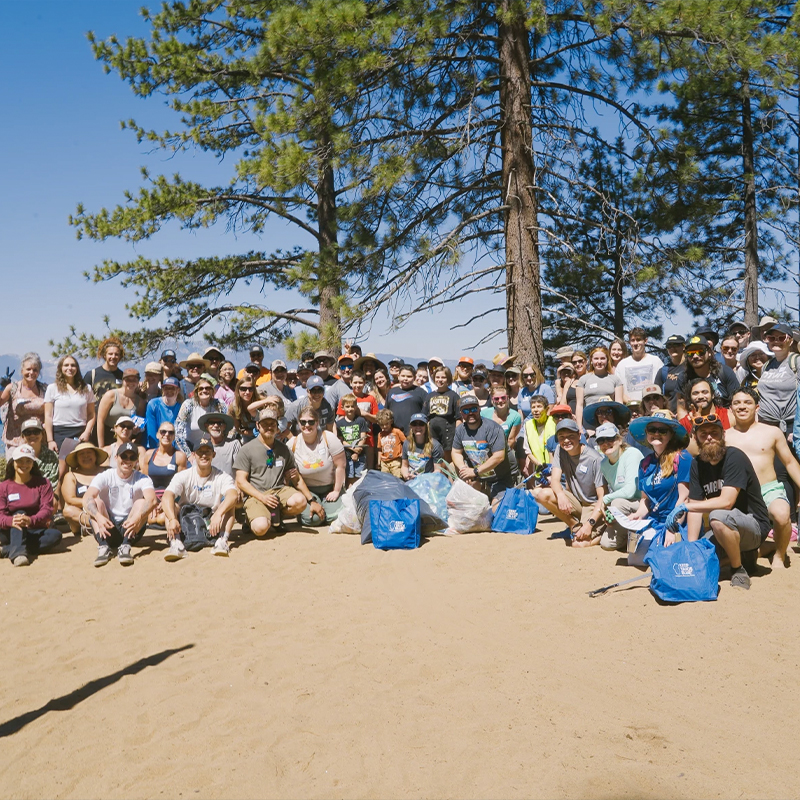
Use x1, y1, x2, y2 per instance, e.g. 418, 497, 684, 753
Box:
380, 459, 403, 478
563, 490, 606, 533
243, 487, 299, 521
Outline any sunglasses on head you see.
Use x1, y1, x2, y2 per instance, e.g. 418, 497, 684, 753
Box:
692, 413, 720, 427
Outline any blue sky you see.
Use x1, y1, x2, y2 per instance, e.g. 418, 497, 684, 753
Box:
0, 0, 511, 365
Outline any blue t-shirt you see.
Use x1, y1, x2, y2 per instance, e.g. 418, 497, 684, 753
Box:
517, 384, 556, 417
637, 448, 693, 524
480, 407, 522, 442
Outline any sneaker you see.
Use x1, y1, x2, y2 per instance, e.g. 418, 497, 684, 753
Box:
94, 544, 112, 568
212, 538, 230, 557
731, 566, 751, 590
12, 555, 29, 567
164, 540, 186, 562
117, 543, 134, 566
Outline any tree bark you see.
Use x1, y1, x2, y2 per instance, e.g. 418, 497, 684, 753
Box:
741, 75, 760, 327
316, 135, 343, 352
498, 1, 544, 370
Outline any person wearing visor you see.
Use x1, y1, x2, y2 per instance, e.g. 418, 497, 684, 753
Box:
233, 408, 314, 536
532, 419, 606, 546
162, 435, 237, 560
237, 345, 271, 386
451, 394, 514, 507
83, 442, 157, 567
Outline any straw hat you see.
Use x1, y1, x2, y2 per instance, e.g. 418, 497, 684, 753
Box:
66, 442, 109, 469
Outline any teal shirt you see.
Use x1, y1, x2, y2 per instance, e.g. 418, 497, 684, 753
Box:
600, 446, 643, 504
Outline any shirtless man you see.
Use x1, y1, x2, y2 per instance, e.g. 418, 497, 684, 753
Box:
725, 386, 800, 570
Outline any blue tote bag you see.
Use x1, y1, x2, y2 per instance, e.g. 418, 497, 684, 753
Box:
369, 498, 422, 550
492, 488, 539, 535
644, 534, 720, 602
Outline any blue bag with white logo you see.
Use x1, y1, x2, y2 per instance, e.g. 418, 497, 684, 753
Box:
369, 498, 421, 550
491, 488, 539, 535
644, 533, 719, 602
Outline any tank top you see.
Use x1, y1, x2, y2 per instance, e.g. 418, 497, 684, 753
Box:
148, 449, 177, 490
106, 389, 134, 431
3, 380, 47, 449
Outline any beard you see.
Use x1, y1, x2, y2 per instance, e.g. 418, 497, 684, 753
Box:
699, 438, 726, 463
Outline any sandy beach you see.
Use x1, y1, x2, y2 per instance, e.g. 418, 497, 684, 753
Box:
1, 515, 799, 800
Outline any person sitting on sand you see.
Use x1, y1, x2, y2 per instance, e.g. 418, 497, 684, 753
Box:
83, 442, 156, 568
161, 435, 238, 560
678, 416, 772, 591
532, 419, 606, 547
725, 386, 800, 571
233, 408, 316, 537
61, 442, 108, 539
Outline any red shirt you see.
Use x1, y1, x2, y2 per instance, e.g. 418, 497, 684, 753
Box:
679, 406, 730, 435
0, 476, 54, 528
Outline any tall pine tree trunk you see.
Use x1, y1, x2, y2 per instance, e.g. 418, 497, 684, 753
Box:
742, 75, 760, 327
498, 1, 544, 370
316, 135, 343, 352
613, 219, 625, 337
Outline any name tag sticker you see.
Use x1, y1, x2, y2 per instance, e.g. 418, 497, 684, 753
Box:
578, 465, 588, 474
168, 463, 177, 471
8, 493, 20, 501
275, 458, 284, 468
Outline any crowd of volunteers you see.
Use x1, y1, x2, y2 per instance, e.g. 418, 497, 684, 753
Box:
0, 319, 798, 591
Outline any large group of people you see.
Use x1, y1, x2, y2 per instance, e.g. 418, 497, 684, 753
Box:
1, 319, 798, 591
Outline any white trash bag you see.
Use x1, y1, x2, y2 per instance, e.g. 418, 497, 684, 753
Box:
445, 479, 494, 534
329, 473, 366, 534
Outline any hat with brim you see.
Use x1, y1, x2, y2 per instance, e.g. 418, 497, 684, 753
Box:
628, 412, 690, 449
583, 398, 631, 428
353, 353, 388, 373
738, 341, 771, 368
313, 350, 336, 366
179, 352, 211, 369
203, 347, 225, 361
66, 442, 109, 469
198, 412, 235, 435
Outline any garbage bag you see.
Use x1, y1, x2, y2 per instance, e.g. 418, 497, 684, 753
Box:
445, 479, 493, 534
407, 473, 451, 524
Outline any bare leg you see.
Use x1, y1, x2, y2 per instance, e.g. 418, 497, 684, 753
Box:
532, 487, 578, 528
250, 516, 271, 537
768, 498, 791, 570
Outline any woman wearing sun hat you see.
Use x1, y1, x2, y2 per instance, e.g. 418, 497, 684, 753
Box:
62, 442, 109, 537
627, 409, 692, 544
582, 396, 631, 432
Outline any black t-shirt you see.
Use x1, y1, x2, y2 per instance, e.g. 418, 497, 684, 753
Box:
286, 397, 335, 432
84, 365, 123, 402
675, 364, 740, 408
336, 416, 369, 449
656, 363, 685, 413
689, 446, 771, 538
386, 386, 428, 433
423, 389, 460, 423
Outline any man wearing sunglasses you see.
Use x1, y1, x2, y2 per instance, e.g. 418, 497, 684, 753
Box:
679, 415, 771, 591
451, 394, 513, 506
679, 378, 731, 455
257, 359, 297, 403
233, 408, 314, 536
83, 442, 156, 567
324, 354, 356, 408
675, 335, 740, 418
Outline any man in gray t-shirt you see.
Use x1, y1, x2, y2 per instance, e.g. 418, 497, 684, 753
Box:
532, 419, 606, 546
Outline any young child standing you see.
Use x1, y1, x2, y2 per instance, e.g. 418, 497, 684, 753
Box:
336, 394, 369, 486
376, 408, 405, 478
401, 413, 443, 480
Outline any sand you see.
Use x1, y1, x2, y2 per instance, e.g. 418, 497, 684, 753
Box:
1, 516, 799, 800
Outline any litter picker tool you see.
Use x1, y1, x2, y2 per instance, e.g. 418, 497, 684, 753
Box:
587, 572, 650, 598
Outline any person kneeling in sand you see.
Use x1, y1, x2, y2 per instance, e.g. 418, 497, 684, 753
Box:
725, 386, 800, 571
233, 408, 319, 536
533, 419, 606, 547
161, 436, 237, 559
83, 442, 156, 567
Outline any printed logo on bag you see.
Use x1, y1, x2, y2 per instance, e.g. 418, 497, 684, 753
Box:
506, 509, 519, 520
389, 521, 406, 533
672, 562, 695, 578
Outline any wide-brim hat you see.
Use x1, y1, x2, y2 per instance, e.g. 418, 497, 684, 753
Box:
66, 442, 109, 469
198, 412, 234, 435
583, 398, 631, 428
353, 352, 388, 373
179, 352, 211, 369
628, 412, 690, 448
313, 350, 336, 366
738, 341, 771, 368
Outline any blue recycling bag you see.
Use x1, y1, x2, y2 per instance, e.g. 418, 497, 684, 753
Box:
369, 498, 421, 550
491, 488, 539, 535
644, 534, 720, 602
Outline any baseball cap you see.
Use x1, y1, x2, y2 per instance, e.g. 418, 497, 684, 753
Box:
488, 363, 506, 374
271, 359, 287, 371
684, 335, 711, 351
763, 321, 793, 336
665, 334, 686, 347
249, 344, 264, 355
338, 354, 354, 364
244, 362, 261, 373
555, 419, 580, 434
115, 417, 136, 428
595, 422, 619, 439
117, 442, 138, 458
388, 357, 403, 367
11, 444, 37, 461
427, 356, 444, 367
144, 361, 161, 375
549, 404, 572, 416
459, 394, 480, 410
457, 356, 474, 366
122, 368, 140, 380
727, 320, 748, 333
20, 418, 44, 433
194, 436, 216, 453
306, 375, 325, 390
642, 384, 663, 398
257, 408, 278, 422
203, 347, 224, 361
410, 413, 428, 424
296, 362, 313, 373
162, 377, 180, 389
313, 350, 335, 364
161, 349, 177, 360
695, 325, 717, 339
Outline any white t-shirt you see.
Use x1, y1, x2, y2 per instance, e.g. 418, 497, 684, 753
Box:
165, 466, 235, 510
288, 431, 344, 489
90, 468, 154, 520
614, 354, 664, 401
44, 384, 96, 427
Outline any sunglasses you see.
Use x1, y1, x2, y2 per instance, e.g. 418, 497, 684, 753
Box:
493, 395, 508, 401
686, 349, 706, 356
749, 353, 769, 362
461, 406, 479, 414
721, 347, 738, 353
596, 437, 617, 445
22, 430, 42, 437
239, 386, 254, 393
410, 421, 426, 427
646, 426, 672, 435
265, 449, 275, 468
158, 430, 175, 436
120, 454, 138, 462
339, 364, 353, 371
309, 388, 324, 394
162, 358, 176, 363
765, 334, 788, 342
571, 359, 585, 365
522, 373, 535, 378
196, 387, 213, 393
692, 413, 720, 427
298, 419, 316, 427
